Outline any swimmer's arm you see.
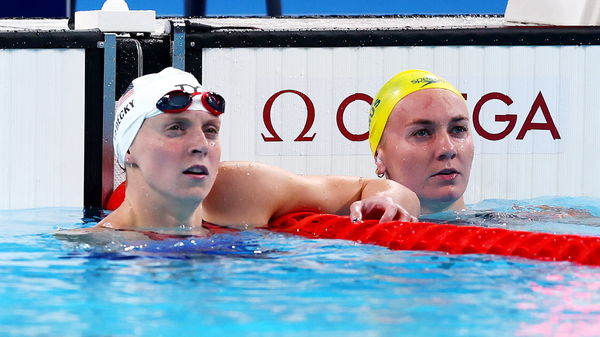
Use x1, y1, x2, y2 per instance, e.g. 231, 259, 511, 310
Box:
53, 226, 150, 244
283, 174, 420, 222
203, 161, 419, 227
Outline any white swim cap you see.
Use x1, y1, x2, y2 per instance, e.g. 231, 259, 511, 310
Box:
113, 67, 213, 167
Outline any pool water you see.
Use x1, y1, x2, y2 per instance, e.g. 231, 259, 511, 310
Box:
1, 197, 600, 337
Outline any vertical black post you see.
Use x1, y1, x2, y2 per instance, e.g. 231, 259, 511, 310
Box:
83, 47, 104, 208
68, 0, 76, 18
266, 0, 282, 16
185, 0, 206, 16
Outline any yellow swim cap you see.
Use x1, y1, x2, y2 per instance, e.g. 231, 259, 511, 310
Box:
368, 69, 464, 154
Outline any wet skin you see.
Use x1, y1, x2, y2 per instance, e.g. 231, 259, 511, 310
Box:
125, 109, 221, 224
375, 89, 474, 214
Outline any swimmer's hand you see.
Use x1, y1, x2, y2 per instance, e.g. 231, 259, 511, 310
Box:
350, 196, 418, 223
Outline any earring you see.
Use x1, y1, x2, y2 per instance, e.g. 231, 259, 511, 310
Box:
376, 168, 385, 178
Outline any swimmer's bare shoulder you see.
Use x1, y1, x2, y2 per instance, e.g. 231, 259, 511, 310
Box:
203, 160, 291, 226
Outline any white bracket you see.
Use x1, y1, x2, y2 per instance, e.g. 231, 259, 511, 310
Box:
74, 0, 156, 33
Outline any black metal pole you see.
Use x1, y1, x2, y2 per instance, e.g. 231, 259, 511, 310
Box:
185, 0, 207, 16
67, 0, 76, 29
68, 0, 76, 17
266, 0, 282, 16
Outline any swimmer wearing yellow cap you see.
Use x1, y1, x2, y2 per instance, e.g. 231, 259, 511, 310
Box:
369, 70, 474, 214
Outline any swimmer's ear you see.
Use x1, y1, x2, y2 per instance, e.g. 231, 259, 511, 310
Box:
374, 151, 386, 177
124, 150, 135, 166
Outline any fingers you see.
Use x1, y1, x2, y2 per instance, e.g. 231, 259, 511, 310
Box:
349, 199, 418, 223
379, 205, 397, 223
349, 201, 363, 223
400, 210, 419, 222
402, 212, 419, 223
380, 204, 418, 223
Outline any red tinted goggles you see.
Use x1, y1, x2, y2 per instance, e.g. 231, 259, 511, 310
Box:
156, 90, 225, 116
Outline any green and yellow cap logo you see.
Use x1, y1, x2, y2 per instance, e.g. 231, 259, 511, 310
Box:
368, 69, 464, 154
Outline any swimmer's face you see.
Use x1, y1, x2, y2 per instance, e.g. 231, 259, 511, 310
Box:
376, 89, 473, 214
127, 109, 221, 204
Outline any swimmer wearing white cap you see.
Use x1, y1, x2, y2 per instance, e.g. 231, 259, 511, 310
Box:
71, 67, 420, 236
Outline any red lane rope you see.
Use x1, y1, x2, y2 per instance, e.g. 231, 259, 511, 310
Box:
106, 183, 600, 265
105, 181, 127, 210
268, 212, 600, 266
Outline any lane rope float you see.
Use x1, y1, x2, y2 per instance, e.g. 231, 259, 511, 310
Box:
106, 182, 600, 266
267, 212, 600, 266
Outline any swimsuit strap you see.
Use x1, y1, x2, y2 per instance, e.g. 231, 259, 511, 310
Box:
201, 220, 241, 234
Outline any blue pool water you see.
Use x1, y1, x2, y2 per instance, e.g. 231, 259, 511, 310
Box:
1, 197, 600, 337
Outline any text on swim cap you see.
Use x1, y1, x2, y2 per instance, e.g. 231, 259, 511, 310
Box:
369, 98, 380, 124
115, 100, 134, 134
411, 76, 443, 88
